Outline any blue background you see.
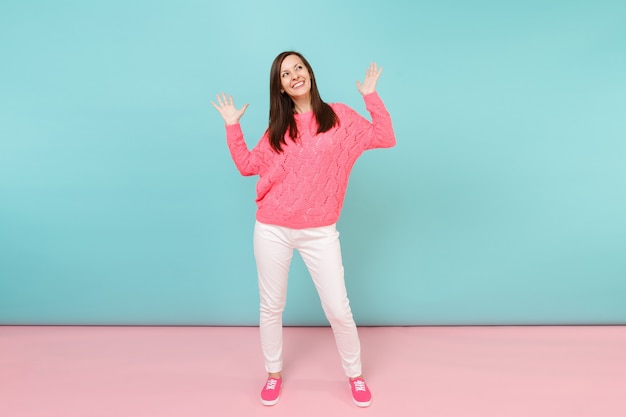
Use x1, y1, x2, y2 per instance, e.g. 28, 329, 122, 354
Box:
1, 0, 625, 325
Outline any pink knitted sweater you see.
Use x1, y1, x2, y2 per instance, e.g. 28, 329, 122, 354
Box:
225, 92, 395, 229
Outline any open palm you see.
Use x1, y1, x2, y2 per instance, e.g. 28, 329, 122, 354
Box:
356, 62, 382, 96
211, 92, 249, 125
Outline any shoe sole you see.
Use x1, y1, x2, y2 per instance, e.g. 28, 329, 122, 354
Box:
353, 398, 372, 407
261, 396, 280, 406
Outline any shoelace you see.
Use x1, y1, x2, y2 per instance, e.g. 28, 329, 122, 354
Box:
352, 380, 366, 392
265, 379, 278, 390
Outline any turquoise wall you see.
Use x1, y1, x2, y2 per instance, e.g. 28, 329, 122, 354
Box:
1, 0, 625, 325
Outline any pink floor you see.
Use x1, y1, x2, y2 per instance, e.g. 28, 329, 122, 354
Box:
1, 325, 625, 417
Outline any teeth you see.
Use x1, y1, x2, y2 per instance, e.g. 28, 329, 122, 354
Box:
293, 81, 304, 88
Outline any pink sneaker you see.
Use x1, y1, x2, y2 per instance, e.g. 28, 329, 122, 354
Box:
260, 377, 282, 406
350, 377, 372, 407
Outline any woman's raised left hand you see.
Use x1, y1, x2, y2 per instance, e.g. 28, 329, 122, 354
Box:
356, 62, 382, 96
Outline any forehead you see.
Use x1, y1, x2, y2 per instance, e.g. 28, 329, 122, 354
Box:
280, 55, 304, 71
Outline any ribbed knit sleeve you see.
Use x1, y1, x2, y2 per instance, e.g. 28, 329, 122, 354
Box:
363, 92, 396, 149
225, 123, 271, 177
331, 92, 395, 153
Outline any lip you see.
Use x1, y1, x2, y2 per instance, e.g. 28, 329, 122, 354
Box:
292, 80, 305, 88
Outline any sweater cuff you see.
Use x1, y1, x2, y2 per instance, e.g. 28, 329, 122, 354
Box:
225, 123, 243, 141
225, 122, 242, 133
363, 91, 382, 105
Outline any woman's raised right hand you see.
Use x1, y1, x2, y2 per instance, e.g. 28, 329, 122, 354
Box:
211, 92, 249, 125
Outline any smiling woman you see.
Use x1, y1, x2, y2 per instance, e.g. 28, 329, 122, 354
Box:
211, 50, 396, 407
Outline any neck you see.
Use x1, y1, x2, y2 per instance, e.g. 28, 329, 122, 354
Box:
292, 97, 312, 114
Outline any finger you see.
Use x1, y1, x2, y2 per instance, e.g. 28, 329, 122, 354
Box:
366, 65, 375, 78
220, 92, 229, 106
367, 65, 382, 80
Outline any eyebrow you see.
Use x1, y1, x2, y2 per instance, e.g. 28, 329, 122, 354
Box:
281, 62, 302, 73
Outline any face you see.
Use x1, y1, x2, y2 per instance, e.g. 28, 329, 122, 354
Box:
279, 54, 311, 100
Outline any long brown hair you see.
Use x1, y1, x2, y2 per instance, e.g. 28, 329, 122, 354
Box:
268, 51, 338, 153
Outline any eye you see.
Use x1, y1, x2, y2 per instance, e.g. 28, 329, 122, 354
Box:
281, 72, 289, 78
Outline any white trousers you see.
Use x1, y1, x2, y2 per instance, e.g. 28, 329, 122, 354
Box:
253, 221, 363, 378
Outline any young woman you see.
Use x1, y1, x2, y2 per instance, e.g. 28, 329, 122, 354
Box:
212, 51, 395, 407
